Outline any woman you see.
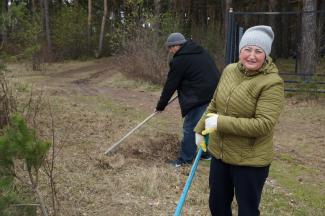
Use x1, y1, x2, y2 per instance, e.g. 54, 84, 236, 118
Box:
194, 25, 285, 216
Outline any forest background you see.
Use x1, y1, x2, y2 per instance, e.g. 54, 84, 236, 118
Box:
1, 0, 325, 82
0, 0, 325, 216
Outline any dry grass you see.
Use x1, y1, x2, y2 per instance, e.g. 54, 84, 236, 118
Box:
5, 59, 325, 216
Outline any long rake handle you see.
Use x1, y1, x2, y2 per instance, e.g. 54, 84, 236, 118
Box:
104, 111, 157, 155
104, 95, 178, 155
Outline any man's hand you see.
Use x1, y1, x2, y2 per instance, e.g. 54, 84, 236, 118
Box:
155, 105, 165, 112
202, 113, 219, 135
195, 133, 207, 152
154, 109, 162, 113
156, 102, 165, 112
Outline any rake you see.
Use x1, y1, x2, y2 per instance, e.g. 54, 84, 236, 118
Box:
104, 95, 178, 155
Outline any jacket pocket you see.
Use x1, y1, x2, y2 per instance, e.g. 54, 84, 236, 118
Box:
223, 135, 255, 163
240, 137, 256, 159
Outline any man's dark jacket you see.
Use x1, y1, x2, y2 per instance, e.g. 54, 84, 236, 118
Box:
156, 40, 220, 117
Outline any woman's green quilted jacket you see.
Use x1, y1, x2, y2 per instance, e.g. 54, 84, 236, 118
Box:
194, 57, 285, 167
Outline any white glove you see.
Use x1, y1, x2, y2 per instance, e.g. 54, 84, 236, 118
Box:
195, 133, 207, 152
195, 133, 204, 146
203, 113, 219, 135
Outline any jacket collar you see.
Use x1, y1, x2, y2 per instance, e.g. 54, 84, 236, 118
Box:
237, 56, 278, 77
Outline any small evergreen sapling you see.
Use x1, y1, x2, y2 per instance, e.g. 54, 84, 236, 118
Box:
0, 114, 51, 216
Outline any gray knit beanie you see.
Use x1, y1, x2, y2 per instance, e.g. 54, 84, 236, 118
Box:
239, 25, 274, 56
166, 32, 187, 46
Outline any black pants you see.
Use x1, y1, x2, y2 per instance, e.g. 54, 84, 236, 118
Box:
209, 158, 269, 216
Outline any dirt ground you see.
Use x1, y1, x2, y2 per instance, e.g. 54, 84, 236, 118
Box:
6, 58, 325, 215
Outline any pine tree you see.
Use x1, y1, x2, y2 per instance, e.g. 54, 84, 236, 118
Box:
0, 114, 51, 216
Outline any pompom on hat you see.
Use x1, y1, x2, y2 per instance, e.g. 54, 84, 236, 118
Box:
166, 32, 187, 46
239, 25, 274, 56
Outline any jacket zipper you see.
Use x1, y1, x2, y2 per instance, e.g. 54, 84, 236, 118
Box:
220, 76, 245, 159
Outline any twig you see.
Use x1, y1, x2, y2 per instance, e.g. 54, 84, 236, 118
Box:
47, 99, 60, 215
27, 165, 48, 216
11, 203, 40, 207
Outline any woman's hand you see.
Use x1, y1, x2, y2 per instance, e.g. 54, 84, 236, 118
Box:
202, 113, 219, 135
195, 133, 207, 152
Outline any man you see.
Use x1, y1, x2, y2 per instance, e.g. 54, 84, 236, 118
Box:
156, 32, 220, 167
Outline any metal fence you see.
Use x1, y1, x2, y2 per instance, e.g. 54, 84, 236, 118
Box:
225, 9, 325, 93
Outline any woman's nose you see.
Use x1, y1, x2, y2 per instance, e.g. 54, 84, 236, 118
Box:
248, 51, 257, 58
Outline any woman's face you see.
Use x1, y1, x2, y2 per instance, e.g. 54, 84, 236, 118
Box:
239, 46, 266, 71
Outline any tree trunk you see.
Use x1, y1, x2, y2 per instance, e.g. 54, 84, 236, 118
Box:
183, 0, 191, 36
0, 0, 8, 50
153, 0, 161, 53
32, 0, 36, 12
280, 1, 290, 58
42, 0, 52, 60
190, 0, 197, 40
317, 0, 325, 58
97, 0, 108, 57
87, 0, 92, 52
268, 0, 280, 59
256, 0, 268, 24
154, 0, 160, 34
297, 0, 317, 78
190, 0, 207, 43
224, 0, 232, 50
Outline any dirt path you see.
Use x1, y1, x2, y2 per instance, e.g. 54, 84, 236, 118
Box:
33, 57, 180, 115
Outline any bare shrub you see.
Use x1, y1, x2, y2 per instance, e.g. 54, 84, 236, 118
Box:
0, 63, 16, 129
119, 31, 169, 85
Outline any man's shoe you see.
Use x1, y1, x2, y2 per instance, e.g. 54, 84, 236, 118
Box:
170, 158, 192, 168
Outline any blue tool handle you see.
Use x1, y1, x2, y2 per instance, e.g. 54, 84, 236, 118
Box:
173, 135, 209, 216
173, 148, 203, 216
